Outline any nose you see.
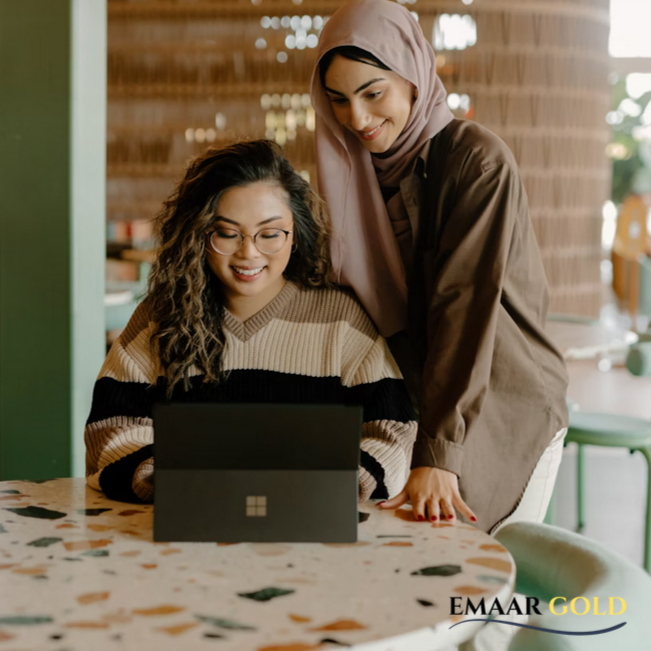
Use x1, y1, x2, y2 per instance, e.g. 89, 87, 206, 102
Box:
238, 234, 261, 258
349, 100, 370, 132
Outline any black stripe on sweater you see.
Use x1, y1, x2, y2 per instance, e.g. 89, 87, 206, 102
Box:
87, 377, 155, 425
359, 376, 417, 423
162, 370, 416, 424
88, 370, 415, 428
99, 444, 154, 504
360, 450, 389, 500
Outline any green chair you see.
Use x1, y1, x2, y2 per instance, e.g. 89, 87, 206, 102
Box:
495, 522, 651, 650
566, 409, 651, 572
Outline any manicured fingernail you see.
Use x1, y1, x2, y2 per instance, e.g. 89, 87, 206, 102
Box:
431, 516, 437, 521
448, 514, 454, 520
377, 501, 386, 506
417, 515, 425, 522
471, 516, 477, 522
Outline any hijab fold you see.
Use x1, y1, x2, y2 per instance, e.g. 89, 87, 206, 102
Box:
310, 0, 453, 336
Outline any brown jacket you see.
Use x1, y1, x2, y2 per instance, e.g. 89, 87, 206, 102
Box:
386, 119, 569, 533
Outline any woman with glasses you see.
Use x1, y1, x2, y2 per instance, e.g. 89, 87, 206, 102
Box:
310, 0, 569, 535
85, 139, 417, 504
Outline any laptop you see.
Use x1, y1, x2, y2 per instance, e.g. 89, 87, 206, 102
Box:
153, 403, 362, 543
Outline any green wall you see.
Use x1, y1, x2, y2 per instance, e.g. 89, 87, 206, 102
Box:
0, 0, 106, 480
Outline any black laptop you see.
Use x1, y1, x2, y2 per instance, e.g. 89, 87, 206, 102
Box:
152, 403, 362, 543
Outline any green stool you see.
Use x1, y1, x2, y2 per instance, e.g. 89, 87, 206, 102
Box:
566, 410, 651, 572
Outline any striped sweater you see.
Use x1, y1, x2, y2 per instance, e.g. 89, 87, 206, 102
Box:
85, 282, 417, 504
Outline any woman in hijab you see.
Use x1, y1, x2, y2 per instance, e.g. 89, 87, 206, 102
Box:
311, 0, 569, 535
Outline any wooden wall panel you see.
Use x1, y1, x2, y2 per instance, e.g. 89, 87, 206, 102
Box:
107, 0, 611, 316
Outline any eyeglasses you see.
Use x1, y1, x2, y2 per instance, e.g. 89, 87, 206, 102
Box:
207, 227, 293, 256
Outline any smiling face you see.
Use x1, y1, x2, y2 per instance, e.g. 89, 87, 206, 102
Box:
206, 181, 294, 319
323, 54, 416, 154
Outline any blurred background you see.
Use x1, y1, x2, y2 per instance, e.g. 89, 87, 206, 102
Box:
103, 0, 610, 319
2, 0, 651, 568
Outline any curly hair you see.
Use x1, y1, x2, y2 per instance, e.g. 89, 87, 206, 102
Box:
145, 139, 332, 397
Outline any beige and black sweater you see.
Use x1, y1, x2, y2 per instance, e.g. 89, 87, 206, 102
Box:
85, 282, 417, 504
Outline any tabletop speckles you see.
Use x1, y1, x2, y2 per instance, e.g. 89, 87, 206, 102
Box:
0, 615, 53, 625
132, 605, 185, 616
78, 509, 112, 516
0, 495, 23, 503
195, 615, 256, 630
308, 618, 367, 631
63, 539, 112, 552
158, 621, 200, 636
258, 644, 320, 651
5, 506, 67, 520
76, 592, 110, 605
479, 543, 507, 553
453, 586, 489, 595
411, 564, 463, 577
86, 524, 113, 532
466, 557, 513, 573
237, 587, 295, 602
0, 478, 514, 650
288, 614, 311, 623
81, 549, 109, 558
478, 574, 508, 585
65, 620, 110, 629
393, 509, 416, 522
27, 537, 63, 548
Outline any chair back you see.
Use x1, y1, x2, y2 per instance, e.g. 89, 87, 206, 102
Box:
495, 522, 651, 651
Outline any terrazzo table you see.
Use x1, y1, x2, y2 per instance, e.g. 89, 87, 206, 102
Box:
0, 478, 515, 651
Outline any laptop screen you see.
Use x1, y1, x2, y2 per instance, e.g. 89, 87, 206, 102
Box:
153, 403, 362, 471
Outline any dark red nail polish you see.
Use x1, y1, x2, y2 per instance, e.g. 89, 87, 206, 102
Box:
471, 516, 477, 522
417, 515, 424, 522
448, 514, 454, 519
377, 501, 386, 506
431, 515, 437, 521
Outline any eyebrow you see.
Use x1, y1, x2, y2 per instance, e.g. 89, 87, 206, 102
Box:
214, 215, 284, 227
324, 77, 386, 97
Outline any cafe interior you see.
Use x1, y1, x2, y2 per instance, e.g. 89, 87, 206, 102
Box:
2, 0, 651, 649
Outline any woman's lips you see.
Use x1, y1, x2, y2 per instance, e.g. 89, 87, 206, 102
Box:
357, 120, 387, 142
231, 265, 266, 282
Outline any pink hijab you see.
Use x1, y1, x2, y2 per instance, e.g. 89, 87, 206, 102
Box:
310, 0, 453, 337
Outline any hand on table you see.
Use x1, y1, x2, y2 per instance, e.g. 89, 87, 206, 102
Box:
378, 467, 477, 524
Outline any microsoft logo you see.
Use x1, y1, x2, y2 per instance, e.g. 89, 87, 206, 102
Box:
246, 495, 267, 517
